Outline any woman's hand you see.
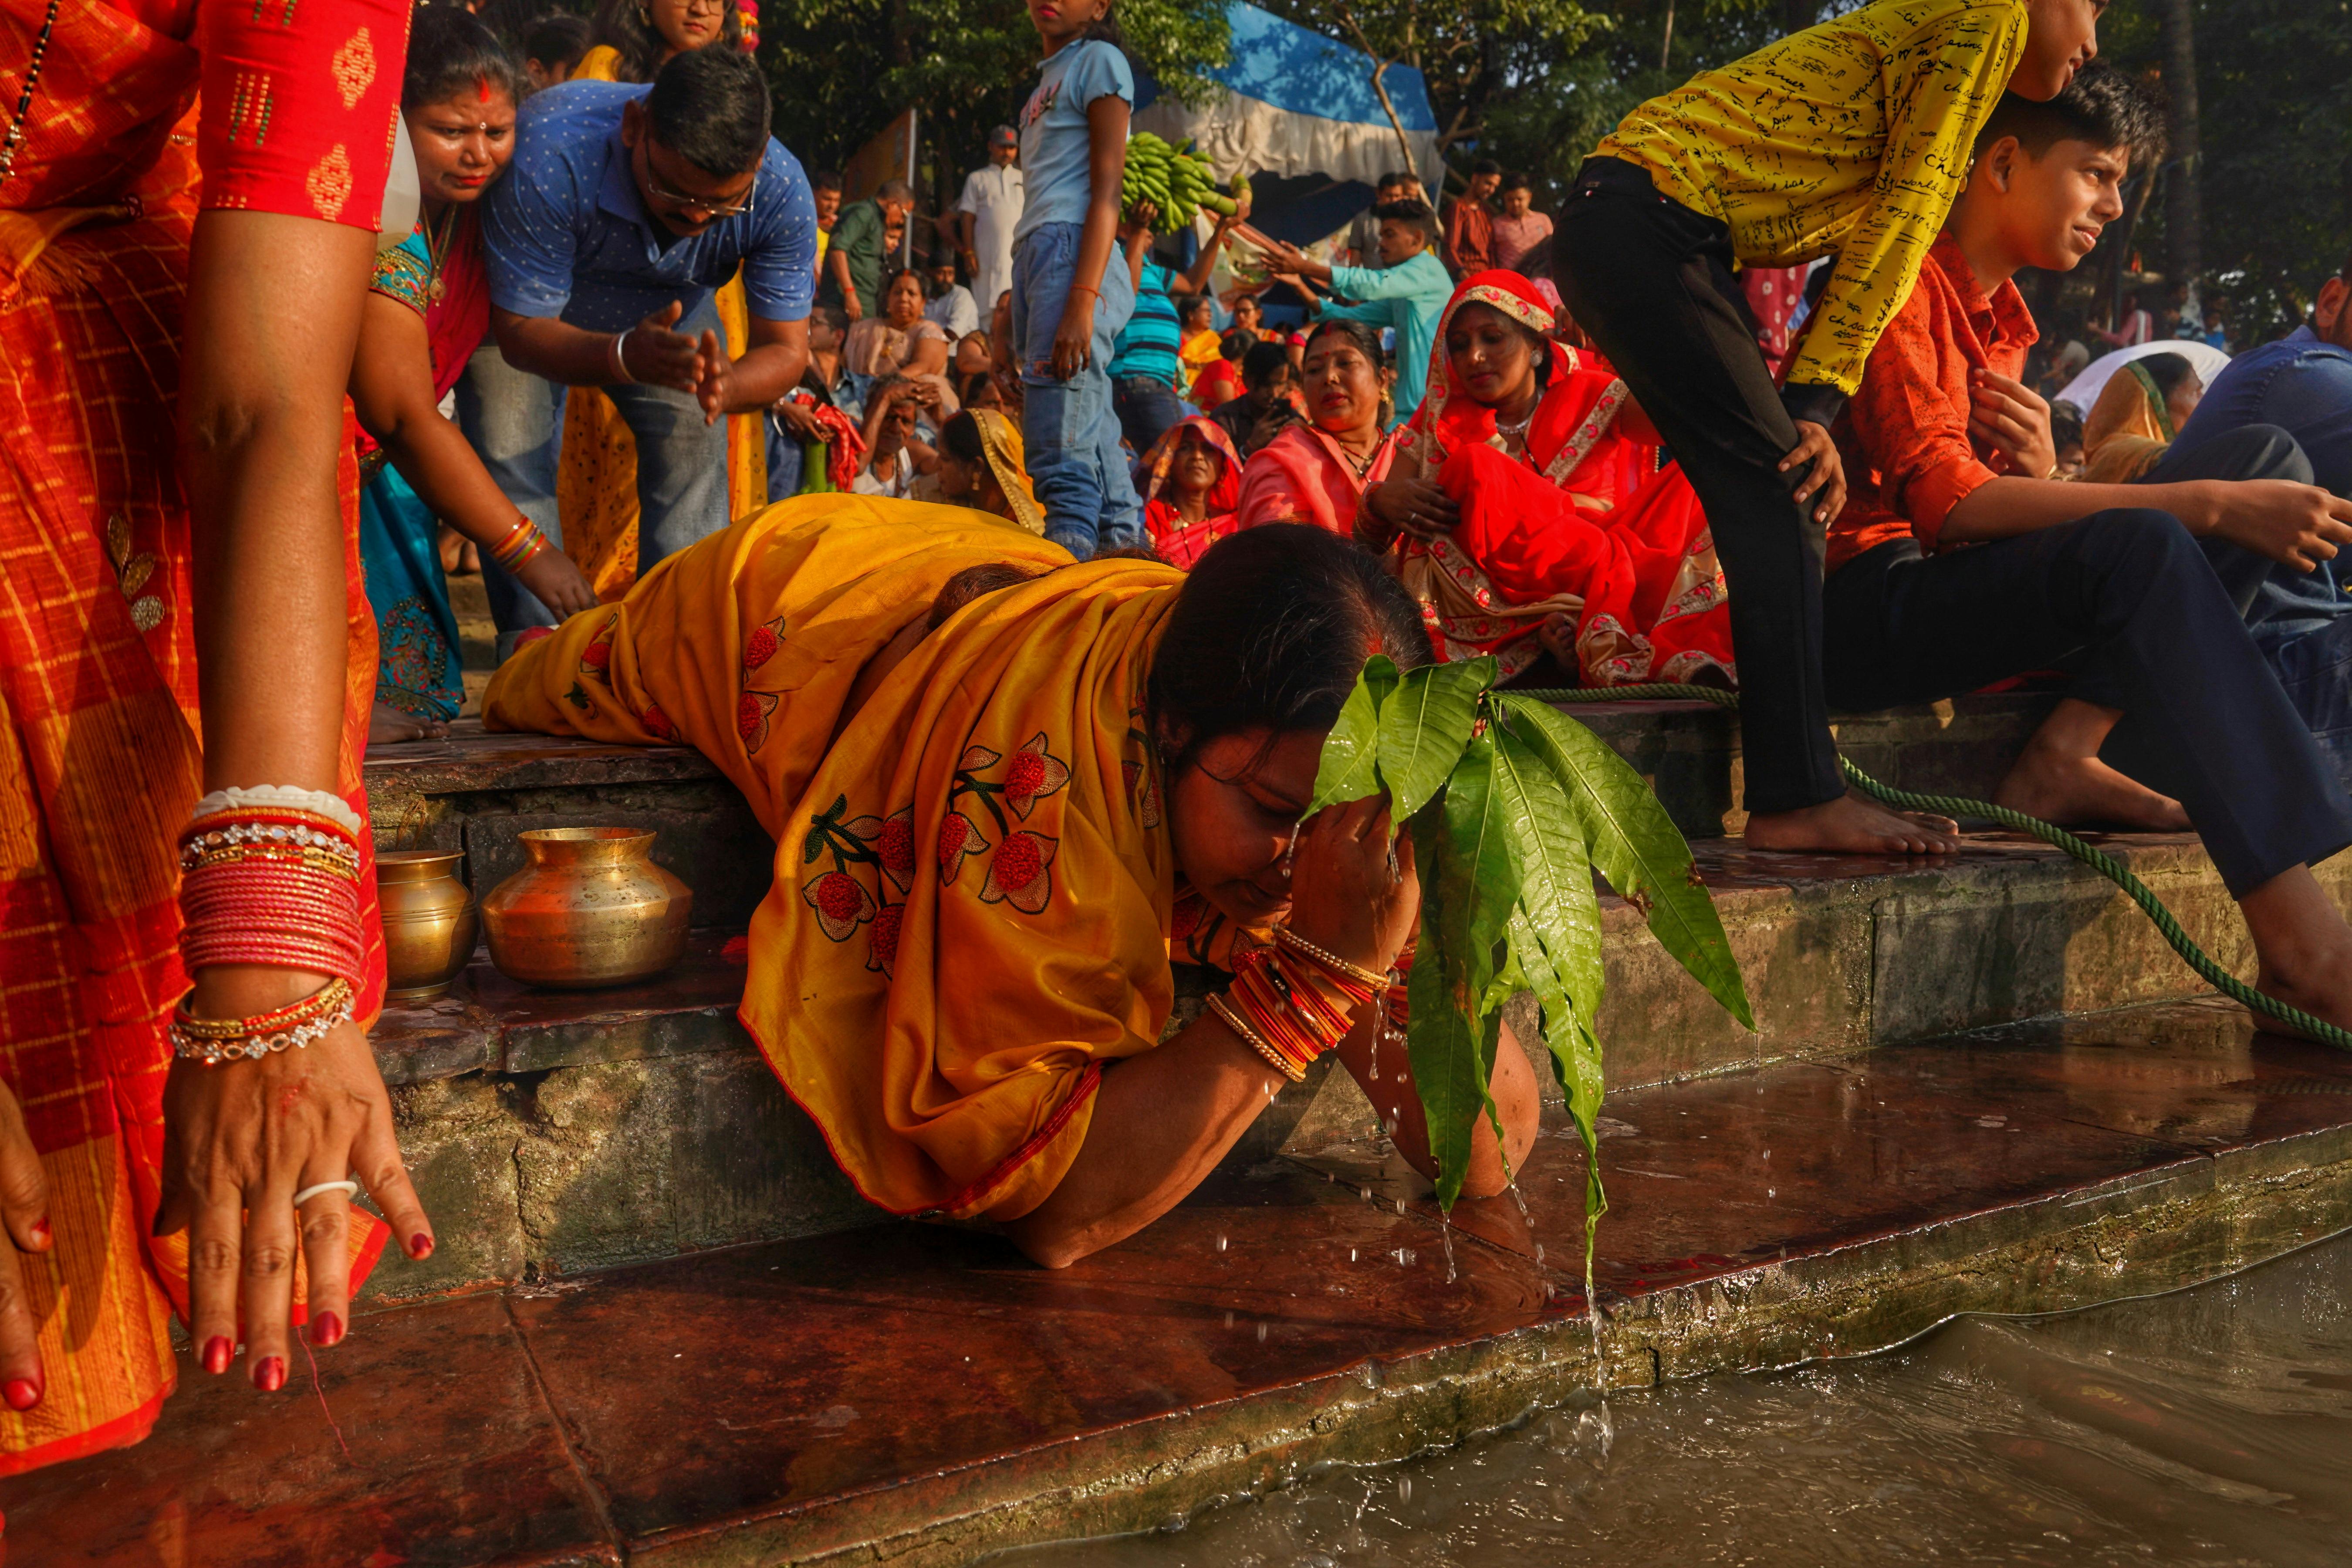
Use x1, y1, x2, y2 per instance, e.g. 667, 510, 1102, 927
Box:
1285, 796, 1419, 975
0, 1077, 54, 1412
1368, 476, 1458, 542
1778, 420, 1847, 525
1968, 369, 2057, 479
1048, 293, 1096, 382
159, 996, 433, 1389
514, 543, 600, 620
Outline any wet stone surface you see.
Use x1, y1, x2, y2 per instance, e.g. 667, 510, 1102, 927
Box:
14, 1003, 2352, 1565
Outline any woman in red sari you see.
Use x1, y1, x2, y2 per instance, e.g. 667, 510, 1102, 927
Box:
0, 0, 437, 1477
1235, 319, 1397, 535
1361, 270, 1734, 686
1138, 416, 1243, 569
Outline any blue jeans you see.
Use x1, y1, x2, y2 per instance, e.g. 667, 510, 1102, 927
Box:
2276, 618, 2352, 791
1011, 223, 1144, 558
1112, 375, 1186, 466
456, 344, 565, 653
605, 294, 733, 574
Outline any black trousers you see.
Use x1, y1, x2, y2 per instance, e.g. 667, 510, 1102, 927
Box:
1823, 507, 2352, 897
1553, 159, 1842, 814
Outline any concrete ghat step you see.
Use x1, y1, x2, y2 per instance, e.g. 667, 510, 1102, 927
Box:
19, 1002, 2352, 1566
365, 831, 2352, 1305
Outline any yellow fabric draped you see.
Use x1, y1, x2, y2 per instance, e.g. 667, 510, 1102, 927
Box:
557, 45, 765, 602
2081, 362, 2175, 485
483, 497, 1223, 1221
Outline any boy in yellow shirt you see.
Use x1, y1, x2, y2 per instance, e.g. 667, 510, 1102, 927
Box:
1553, 0, 2105, 855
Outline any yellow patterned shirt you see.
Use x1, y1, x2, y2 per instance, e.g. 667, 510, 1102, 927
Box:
1596, 0, 2027, 396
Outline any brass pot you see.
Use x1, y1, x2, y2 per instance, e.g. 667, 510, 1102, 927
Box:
377, 850, 479, 1002
480, 828, 693, 989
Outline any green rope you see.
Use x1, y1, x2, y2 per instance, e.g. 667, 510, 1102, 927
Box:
1517, 683, 2352, 1053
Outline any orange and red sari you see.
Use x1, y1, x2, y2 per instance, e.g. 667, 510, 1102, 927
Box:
1381, 270, 1735, 687
0, 0, 399, 1473
1138, 416, 1242, 570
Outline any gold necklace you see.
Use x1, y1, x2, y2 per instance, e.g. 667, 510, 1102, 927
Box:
424, 204, 460, 304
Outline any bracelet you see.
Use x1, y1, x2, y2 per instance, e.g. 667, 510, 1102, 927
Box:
177, 806, 368, 990
490, 517, 549, 574
1208, 993, 1305, 1082
609, 327, 635, 385
1274, 926, 1388, 990
169, 976, 356, 1066
187, 786, 361, 838
1068, 285, 1099, 301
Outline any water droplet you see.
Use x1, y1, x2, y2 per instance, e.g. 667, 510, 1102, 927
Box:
1223, 1310, 1234, 1327
1256, 1320, 1268, 1342
1391, 1247, 1416, 1266
1534, 1243, 1546, 1265
1348, 1247, 1357, 1262
1396, 1476, 1413, 1504
1216, 1233, 1228, 1252
1394, 1197, 1406, 1216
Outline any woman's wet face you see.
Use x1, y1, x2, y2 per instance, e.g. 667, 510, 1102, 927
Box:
1166, 726, 1325, 927
407, 85, 518, 205
887, 273, 926, 326
1446, 301, 1538, 407
1303, 335, 1382, 432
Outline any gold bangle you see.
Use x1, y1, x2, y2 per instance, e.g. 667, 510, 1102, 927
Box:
1208, 994, 1305, 1082
1274, 926, 1387, 990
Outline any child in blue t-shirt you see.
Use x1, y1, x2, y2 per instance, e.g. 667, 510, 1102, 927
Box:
1009, 0, 1145, 557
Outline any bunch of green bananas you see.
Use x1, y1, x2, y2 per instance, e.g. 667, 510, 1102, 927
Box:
1121, 132, 1240, 234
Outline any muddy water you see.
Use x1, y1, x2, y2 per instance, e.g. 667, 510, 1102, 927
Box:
1007, 1232, 2352, 1567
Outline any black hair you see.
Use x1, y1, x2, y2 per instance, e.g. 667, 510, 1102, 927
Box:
1500, 169, 1533, 193
876, 178, 917, 204
1179, 294, 1215, 328
646, 46, 770, 177
589, 0, 743, 84
882, 266, 926, 307
1077, 0, 1125, 49
1302, 317, 1387, 369
1148, 524, 1433, 764
402, 6, 524, 113
2048, 401, 2085, 456
1218, 328, 1256, 362
939, 409, 986, 465
1470, 157, 1501, 177
1240, 339, 1292, 388
807, 301, 849, 336
522, 12, 591, 71
929, 247, 959, 269
1370, 198, 1438, 247
2137, 352, 2199, 402
1974, 64, 2167, 166
812, 168, 845, 193
1375, 169, 1410, 192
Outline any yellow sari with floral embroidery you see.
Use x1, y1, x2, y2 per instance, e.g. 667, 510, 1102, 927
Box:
483, 497, 1252, 1220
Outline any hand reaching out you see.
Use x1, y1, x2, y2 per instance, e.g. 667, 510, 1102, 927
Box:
514, 541, 600, 620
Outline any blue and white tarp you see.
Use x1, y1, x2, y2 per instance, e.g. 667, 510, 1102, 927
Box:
1132, 3, 1442, 194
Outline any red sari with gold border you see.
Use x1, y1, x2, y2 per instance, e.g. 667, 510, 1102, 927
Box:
0, 0, 403, 1474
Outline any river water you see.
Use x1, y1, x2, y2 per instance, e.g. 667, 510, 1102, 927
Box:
1006, 1231, 2352, 1567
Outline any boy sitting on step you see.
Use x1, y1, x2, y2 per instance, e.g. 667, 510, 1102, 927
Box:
1822, 67, 2352, 1037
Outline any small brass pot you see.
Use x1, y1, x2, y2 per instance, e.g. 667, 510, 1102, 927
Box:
378, 850, 479, 1002
480, 828, 693, 989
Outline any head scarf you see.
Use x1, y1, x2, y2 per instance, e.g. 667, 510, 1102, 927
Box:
1392, 270, 1632, 503
2081, 359, 2177, 484
1139, 416, 1243, 516
970, 408, 1047, 534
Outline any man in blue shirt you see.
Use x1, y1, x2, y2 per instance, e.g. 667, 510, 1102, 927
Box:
2173, 252, 2352, 781
486, 47, 816, 575
1257, 201, 1451, 422
1106, 199, 1251, 458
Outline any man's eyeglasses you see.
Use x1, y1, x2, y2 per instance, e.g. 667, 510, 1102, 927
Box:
641, 155, 757, 221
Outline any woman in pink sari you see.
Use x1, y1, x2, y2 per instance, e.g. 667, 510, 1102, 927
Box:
1361, 270, 1734, 686
1236, 319, 1398, 534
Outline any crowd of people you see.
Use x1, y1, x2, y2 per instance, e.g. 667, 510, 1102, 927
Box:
11, 0, 2352, 1491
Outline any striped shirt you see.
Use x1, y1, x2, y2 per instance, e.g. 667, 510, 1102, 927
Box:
1596, 0, 2026, 395
1108, 259, 1182, 385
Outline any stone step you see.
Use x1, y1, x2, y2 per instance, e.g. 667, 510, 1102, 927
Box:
23, 1001, 2352, 1565
364, 827, 2352, 1304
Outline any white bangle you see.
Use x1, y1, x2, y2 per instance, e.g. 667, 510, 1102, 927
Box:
609, 327, 635, 385
187, 786, 362, 837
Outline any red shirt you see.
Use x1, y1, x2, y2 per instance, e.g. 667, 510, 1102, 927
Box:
1828, 233, 2040, 574
1444, 198, 1494, 277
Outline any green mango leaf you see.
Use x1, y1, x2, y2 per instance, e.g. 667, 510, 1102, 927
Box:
1491, 729, 1605, 1024
1377, 658, 1491, 828
1307, 654, 1399, 816
1407, 808, 1493, 1211
1508, 909, 1608, 1225
1440, 730, 1520, 1005
1494, 694, 1755, 1032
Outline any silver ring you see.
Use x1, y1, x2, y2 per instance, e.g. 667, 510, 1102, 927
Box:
292, 1179, 360, 1208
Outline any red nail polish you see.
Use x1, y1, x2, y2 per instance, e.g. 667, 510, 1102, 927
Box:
27, 1220, 48, 1249
409, 1233, 434, 1260
310, 1312, 344, 1348
2, 1379, 38, 1411
202, 1336, 233, 1375
253, 1356, 286, 1393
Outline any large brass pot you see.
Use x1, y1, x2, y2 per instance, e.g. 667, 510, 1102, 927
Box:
377, 850, 478, 1001
480, 828, 693, 989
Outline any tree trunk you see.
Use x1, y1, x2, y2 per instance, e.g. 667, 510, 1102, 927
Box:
2161, 0, 2202, 305
1659, 0, 1674, 71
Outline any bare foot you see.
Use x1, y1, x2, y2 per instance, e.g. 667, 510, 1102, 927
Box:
1743, 791, 1962, 855
2252, 958, 2352, 1042
1994, 740, 2190, 832
368, 702, 446, 746
2244, 866, 2352, 1041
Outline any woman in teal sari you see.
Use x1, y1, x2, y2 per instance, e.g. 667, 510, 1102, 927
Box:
352, 7, 596, 740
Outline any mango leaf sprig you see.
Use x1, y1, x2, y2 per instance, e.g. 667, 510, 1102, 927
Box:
1308, 656, 1755, 1221
1122, 132, 1239, 234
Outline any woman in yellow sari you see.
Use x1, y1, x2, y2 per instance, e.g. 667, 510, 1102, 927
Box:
484, 501, 1540, 1262
561, 0, 766, 599
2081, 352, 2205, 484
